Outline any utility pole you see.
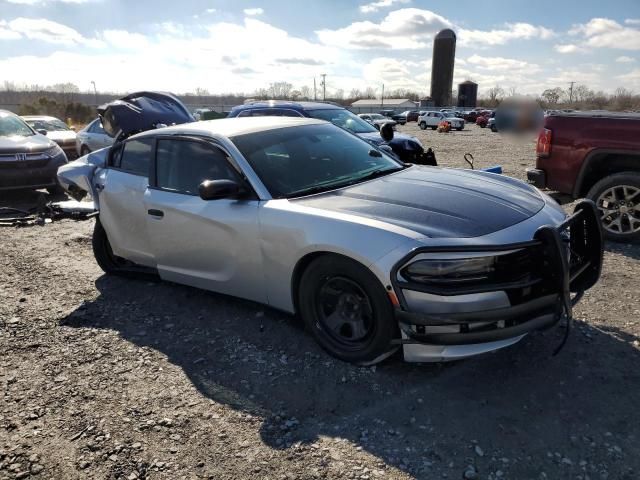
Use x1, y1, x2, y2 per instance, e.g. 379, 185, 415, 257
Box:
320, 73, 326, 101
381, 83, 384, 108
313, 78, 317, 101
568, 81, 575, 104
90, 80, 97, 106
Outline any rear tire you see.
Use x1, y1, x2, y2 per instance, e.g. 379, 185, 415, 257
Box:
586, 171, 640, 243
298, 255, 396, 364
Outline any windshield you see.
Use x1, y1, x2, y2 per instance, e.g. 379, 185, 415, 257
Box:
370, 114, 386, 120
232, 123, 403, 199
26, 118, 70, 132
306, 108, 377, 134
0, 113, 34, 137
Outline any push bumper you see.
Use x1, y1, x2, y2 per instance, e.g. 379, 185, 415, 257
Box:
392, 200, 603, 360
526, 168, 547, 189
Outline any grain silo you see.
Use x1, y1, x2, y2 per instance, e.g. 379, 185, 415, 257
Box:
430, 29, 456, 107
457, 80, 478, 108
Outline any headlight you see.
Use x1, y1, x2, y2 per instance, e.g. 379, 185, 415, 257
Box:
401, 257, 496, 285
44, 143, 63, 157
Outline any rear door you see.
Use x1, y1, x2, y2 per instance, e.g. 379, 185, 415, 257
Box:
98, 137, 156, 267
144, 136, 265, 302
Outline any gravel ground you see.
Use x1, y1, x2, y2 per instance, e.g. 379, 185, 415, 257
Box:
1, 123, 639, 480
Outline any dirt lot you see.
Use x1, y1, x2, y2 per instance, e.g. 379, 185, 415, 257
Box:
1, 124, 639, 480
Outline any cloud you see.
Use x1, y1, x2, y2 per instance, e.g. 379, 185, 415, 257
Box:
467, 54, 541, 73
458, 23, 554, 47
0, 20, 22, 40
0, 18, 346, 94
243, 8, 264, 16
616, 55, 637, 63
625, 19, 640, 26
6, 0, 94, 3
569, 18, 640, 50
359, 0, 410, 14
3, 18, 91, 45
275, 57, 325, 65
618, 68, 640, 87
553, 44, 586, 54
317, 8, 452, 50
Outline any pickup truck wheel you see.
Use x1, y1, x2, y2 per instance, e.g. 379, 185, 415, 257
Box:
419, 122, 427, 130
299, 255, 397, 364
587, 172, 640, 243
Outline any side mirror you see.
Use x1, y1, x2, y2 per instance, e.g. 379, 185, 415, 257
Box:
380, 122, 394, 142
37, 129, 47, 136
198, 179, 244, 200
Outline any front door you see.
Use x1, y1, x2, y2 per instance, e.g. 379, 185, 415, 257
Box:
144, 137, 265, 303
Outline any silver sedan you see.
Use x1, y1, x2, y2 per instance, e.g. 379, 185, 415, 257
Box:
57, 117, 603, 364
75, 118, 114, 156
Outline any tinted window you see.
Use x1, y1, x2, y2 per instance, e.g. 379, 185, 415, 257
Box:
156, 139, 238, 195
231, 123, 402, 199
120, 138, 152, 176
306, 109, 377, 134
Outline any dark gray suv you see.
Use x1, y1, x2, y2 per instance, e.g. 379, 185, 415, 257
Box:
0, 110, 68, 193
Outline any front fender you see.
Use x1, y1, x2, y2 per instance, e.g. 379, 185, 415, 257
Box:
57, 148, 110, 208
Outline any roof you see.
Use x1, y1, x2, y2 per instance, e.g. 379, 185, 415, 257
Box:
21, 115, 60, 121
132, 116, 327, 140
232, 100, 343, 112
547, 110, 640, 119
351, 99, 415, 106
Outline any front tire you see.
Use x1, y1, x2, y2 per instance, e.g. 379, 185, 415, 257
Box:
586, 172, 640, 243
298, 255, 396, 364
81, 145, 91, 156
419, 122, 427, 130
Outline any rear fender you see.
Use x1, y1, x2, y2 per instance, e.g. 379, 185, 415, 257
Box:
56, 147, 110, 209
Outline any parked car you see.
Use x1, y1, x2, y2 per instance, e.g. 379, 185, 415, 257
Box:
358, 113, 397, 129
75, 118, 114, 156
527, 111, 640, 242
403, 110, 420, 122
476, 115, 489, 128
379, 109, 395, 118
228, 101, 431, 164
22, 115, 77, 159
58, 92, 603, 365
391, 112, 407, 125
463, 111, 479, 123
0, 109, 68, 193
418, 111, 464, 131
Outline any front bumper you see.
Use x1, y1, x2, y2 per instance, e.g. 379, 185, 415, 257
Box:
0, 153, 68, 191
527, 168, 547, 189
392, 200, 603, 360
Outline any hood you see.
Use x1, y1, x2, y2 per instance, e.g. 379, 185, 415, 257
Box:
45, 130, 76, 142
98, 91, 194, 140
291, 166, 545, 238
0, 133, 53, 154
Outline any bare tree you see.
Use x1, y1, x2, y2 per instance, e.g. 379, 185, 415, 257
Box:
194, 87, 210, 96
363, 86, 377, 99
541, 87, 564, 106
300, 85, 311, 100
486, 86, 505, 107
614, 87, 635, 111
268, 81, 293, 99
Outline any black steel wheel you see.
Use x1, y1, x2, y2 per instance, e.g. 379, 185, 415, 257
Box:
298, 255, 396, 364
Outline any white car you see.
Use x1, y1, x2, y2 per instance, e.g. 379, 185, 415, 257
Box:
358, 113, 396, 130
75, 118, 115, 156
418, 111, 465, 131
57, 92, 603, 365
22, 115, 77, 159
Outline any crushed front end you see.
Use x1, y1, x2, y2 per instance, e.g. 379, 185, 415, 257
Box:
392, 200, 603, 362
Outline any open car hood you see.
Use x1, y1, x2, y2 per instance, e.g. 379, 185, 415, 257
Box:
97, 91, 194, 140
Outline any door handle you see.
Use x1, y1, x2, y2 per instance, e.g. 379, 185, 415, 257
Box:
147, 209, 164, 218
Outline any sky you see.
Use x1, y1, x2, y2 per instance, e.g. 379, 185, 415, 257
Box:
0, 0, 639, 97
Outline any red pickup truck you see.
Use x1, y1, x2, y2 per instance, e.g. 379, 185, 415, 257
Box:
527, 112, 640, 243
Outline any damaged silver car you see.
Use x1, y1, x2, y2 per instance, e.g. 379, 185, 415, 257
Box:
58, 92, 604, 364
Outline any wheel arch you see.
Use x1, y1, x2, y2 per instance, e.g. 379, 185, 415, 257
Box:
574, 149, 640, 198
290, 251, 386, 316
